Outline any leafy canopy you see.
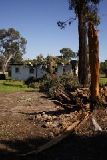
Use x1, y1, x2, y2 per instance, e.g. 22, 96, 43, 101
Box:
0, 28, 27, 58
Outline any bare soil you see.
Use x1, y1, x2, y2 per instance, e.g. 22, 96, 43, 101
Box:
0, 91, 107, 160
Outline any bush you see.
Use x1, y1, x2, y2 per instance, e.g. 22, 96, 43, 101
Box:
24, 76, 45, 86
39, 73, 79, 98
39, 75, 54, 92
28, 82, 40, 89
24, 77, 36, 85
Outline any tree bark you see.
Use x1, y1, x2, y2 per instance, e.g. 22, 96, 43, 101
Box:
2, 54, 13, 74
78, 13, 89, 86
88, 22, 99, 111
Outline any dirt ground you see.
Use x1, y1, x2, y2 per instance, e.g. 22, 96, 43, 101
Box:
0, 91, 57, 159
0, 91, 107, 160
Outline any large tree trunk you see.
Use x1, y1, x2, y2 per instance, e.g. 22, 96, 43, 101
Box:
88, 22, 99, 111
78, 13, 89, 86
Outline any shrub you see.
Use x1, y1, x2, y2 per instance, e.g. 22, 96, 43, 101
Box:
24, 76, 36, 85
39, 73, 79, 98
24, 76, 45, 86
28, 82, 40, 89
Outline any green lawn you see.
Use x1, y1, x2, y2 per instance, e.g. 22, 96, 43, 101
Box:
100, 77, 107, 85
0, 80, 33, 92
0, 74, 107, 93
99, 74, 107, 85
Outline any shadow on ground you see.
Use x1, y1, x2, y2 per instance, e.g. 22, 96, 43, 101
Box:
0, 131, 107, 160
19, 109, 72, 117
19, 104, 81, 118
0, 136, 49, 160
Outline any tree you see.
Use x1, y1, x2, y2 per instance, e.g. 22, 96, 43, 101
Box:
0, 55, 4, 71
10, 52, 23, 64
69, 0, 101, 86
60, 48, 76, 63
45, 55, 57, 75
0, 28, 27, 73
88, 22, 99, 111
36, 54, 44, 65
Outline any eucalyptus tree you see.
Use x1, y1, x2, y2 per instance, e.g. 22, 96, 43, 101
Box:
57, 0, 101, 85
88, 21, 100, 111
60, 48, 76, 63
69, 0, 101, 86
0, 28, 27, 73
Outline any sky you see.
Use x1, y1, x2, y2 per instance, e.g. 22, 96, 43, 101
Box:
0, 0, 107, 61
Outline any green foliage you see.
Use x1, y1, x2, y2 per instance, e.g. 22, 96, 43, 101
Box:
28, 82, 40, 90
39, 73, 79, 98
0, 28, 27, 56
69, 0, 102, 25
35, 54, 44, 65
39, 74, 57, 92
59, 48, 76, 64
45, 55, 57, 74
10, 52, 23, 64
0, 28, 27, 72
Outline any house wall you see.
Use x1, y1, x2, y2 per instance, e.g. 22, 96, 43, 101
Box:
11, 62, 78, 81
36, 65, 46, 79
11, 65, 46, 81
56, 65, 64, 76
11, 65, 35, 80
64, 64, 72, 73
57, 64, 73, 76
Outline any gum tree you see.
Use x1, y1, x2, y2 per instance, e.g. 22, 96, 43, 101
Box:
69, 0, 101, 86
0, 28, 27, 73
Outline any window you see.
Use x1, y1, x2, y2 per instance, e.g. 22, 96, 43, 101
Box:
29, 68, 34, 74
15, 67, 19, 73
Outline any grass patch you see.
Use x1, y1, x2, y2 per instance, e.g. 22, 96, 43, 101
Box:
0, 75, 107, 93
100, 77, 107, 85
100, 74, 107, 85
0, 80, 34, 92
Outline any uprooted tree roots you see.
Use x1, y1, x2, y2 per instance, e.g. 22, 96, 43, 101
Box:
49, 86, 107, 112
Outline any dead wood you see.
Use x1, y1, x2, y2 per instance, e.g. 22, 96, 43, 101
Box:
20, 114, 90, 156
92, 116, 102, 131
58, 90, 71, 102
20, 120, 80, 156
50, 99, 68, 107
75, 113, 91, 131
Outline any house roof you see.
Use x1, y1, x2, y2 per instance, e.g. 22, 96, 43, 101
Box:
10, 63, 24, 66
10, 63, 44, 68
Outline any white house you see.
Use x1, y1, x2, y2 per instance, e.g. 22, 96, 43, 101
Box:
11, 60, 78, 81
11, 64, 46, 81
56, 60, 78, 76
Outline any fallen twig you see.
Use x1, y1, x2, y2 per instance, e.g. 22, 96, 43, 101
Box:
75, 113, 91, 131
19, 113, 90, 156
92, 116, 102, 131
50, 99, 65, 106
20, 120, 80, 156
